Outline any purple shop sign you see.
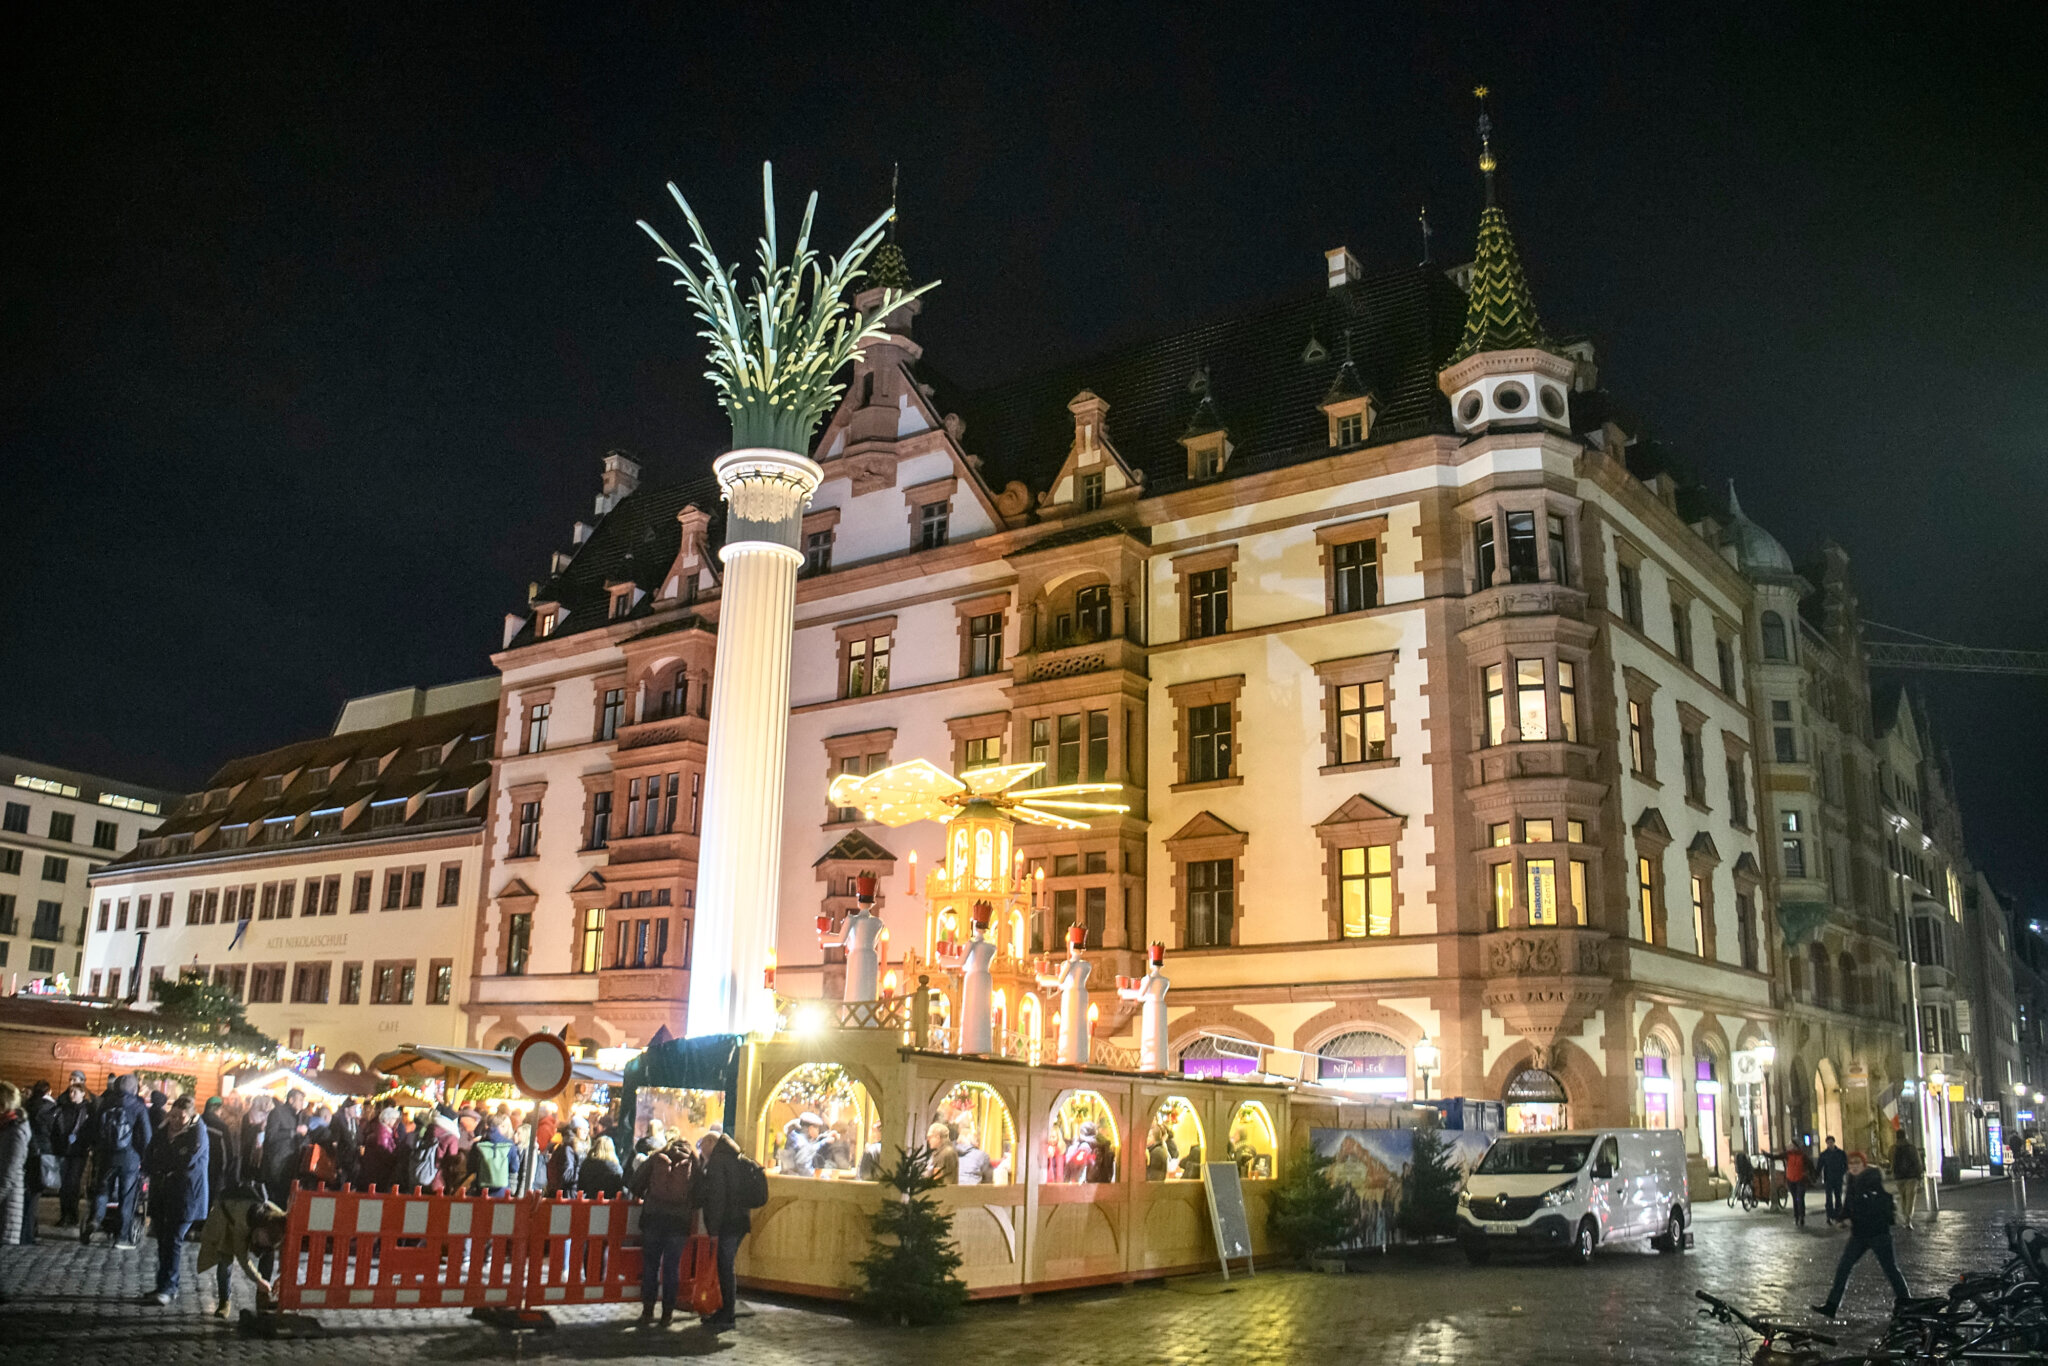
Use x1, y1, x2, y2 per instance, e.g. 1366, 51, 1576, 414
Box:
1181, 1055, 1257, 1079
1318, 1054, 1406, 1083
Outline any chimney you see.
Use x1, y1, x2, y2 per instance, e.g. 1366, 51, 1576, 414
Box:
502, 614, 524, 648
1325, 246, 1362, 289
595, 451, 642, 516
572, 521, 593, 545
550, 551, 572, 575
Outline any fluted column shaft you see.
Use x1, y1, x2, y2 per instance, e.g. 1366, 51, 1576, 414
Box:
686, 448, 822, 1037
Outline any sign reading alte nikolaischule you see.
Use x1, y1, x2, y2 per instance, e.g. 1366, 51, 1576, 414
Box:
264, 932, 349, 952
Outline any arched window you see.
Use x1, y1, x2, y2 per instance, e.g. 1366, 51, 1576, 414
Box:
1315, 1029, 1411, 1097
1226, 1101, 1277, 1179
1177, 1034, 1258, 1081
759, 1063, 879, 1181
1145, 1095, 1206, 1180
1838, 952, 1859, 1011
1640, 1036, 1674, 1130
930, 1081, 1016, 1185
1048, 1090, 1119, 1183
1761, 612, 1789, 661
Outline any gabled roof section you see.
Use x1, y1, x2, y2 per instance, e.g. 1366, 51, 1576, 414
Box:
1632, 806, 1674, 842
1447, 204, 1553, 362
1316, 794, 1407, 828
1165, 811, 1246, 843
815, 829, 897, 865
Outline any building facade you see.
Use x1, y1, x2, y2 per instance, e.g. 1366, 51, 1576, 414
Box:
487, 182, 1800, 1179
0, 757, 175, 992
80, 682, 496, 1069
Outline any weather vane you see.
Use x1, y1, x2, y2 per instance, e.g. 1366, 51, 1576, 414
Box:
1474, 84, 1497, 206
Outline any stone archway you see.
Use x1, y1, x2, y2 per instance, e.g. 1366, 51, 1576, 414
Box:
1813, 1056, 1846, 1148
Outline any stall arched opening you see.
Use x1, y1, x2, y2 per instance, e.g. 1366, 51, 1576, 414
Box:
929, 1080, 1017, 1185
1145, 1095, 1205, 1181
1047, 1089, 1119, 1183
1226, 1100, 1277, 1180
758, 1063, 879, 1180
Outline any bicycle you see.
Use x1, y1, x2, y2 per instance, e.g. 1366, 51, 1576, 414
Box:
1697, 1290, 1859, 1364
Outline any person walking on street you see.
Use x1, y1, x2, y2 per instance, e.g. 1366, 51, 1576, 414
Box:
1817, 1136, 1849, 1222
0, 1083, 30, 1250
52, 1075, 94, 1229
629, 1137, 698, 1328
91, 1076, 152, 1248
142, 1095, 210, 1305
1891, 1137, 1925, 1230
1812, 1151, 1909, 1318
1784, 1142, 1810, 1228
694, 1129, 765, 1334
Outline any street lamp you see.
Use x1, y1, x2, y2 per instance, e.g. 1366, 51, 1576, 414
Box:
1414, 1036, 1441, 1102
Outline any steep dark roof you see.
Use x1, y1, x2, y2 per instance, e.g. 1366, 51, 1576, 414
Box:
951, 263, 1470, 497
814, 829, 896, 864
508, 473, 721, 649
1447, 204, 1553, 361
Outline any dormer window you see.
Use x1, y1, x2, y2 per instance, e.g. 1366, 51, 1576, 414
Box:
918, 501, 950, 550
356, 757, 382, 785
1182, 431, 1228, 481
1079, 471, 1105, 510
803, 529, 834, 577
1320, 389, 1373, 450
609, 587, 634, 620
1338, 413, 1363, 445
263, 775, 286, 799
308, 766, 332, 792
536, 608, 559, 638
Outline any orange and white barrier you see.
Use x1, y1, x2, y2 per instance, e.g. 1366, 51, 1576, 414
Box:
526, 1196, 644, 1305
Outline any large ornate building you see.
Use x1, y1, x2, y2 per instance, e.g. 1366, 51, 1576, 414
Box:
478, 162, 1805, 1179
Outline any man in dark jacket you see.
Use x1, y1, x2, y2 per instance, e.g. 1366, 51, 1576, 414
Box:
259, 1090, 303, 1205
631, 1138, 698, 1327
52, 1076, 95, 1228
1812, 1153, 1910, 1318
1817, 1136, 1849, 1220
142, 1095, 210, 1304
90, 1076, 152, 1248
200, 1097, 240, 1205
693, 1131, 758, 1334
22, 1081, 55, 1243
1890, 1138, 1925, 1230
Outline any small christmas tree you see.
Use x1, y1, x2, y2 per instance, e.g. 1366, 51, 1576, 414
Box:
1398, 1124, 1463, 1241
1267, 1140, 1357, 1262
853, 1145, 969, 1326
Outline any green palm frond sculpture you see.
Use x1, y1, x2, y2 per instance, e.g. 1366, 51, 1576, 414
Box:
638, 162, 939, 453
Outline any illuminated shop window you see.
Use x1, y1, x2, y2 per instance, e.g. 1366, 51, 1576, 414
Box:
1145, 1095, 1207, 1181
1227, 1101, 1277, 1180
759, 1064, 878, 1182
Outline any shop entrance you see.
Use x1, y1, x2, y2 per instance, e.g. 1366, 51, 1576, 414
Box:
1503, 1066, 1570, 1132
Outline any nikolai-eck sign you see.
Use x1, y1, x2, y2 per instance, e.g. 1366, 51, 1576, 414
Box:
510, 1031, 572, 1100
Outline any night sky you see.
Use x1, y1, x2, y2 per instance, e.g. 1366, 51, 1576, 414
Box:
5, 6, 2042, 908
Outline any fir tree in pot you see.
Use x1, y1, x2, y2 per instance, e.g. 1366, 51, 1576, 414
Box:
853, 1146, 969, 1326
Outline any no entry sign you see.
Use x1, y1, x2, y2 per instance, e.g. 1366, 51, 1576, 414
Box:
510, 1032, 573, 1100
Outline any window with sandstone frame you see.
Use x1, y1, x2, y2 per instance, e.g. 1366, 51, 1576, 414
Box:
1313, 650, 1397, 772
1172, 544, 1237, 641
1169, 675, 1244, 790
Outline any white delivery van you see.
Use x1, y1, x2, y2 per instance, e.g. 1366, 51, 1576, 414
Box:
1456, 1128, 1690, 1265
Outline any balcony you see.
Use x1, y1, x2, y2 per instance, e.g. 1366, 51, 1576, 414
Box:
616, 709, 707, 752
1463, 582, 1588, 630
1012, 634, 1148, 688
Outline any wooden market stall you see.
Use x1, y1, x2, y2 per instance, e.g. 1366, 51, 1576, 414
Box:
0, 995, 250, 1100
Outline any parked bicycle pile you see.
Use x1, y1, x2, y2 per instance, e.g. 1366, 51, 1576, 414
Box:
1699, 1220, 2048, 1363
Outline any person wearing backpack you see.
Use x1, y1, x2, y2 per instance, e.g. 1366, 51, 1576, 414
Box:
91, 1075, 152, 1248
1812, 1151, 1910, 1318
629, 1137, 698, 1328
464, 1117, 519, 1197
693, 1129, 767, 1334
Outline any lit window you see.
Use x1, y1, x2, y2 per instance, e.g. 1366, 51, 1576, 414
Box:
1690, 875, 1708, 957
1516, 659, 1547, 741
1334, 680, 1387, 764
1527, 858, 1558, 925
526, 702, 551, 754
1558, 662, 1578, 742
846, 635, 891, 697
1483, 665, 1506, 746
1489, 823, 1512, 848
1492, 863, 1513, 928
1524, 819, 1554, 843
967, 613, 1004, 676
1339, 845, 1393, 938
1628, 701, 1648, 774
1570, 860, 1589, 926
1638, 856, 1659, 944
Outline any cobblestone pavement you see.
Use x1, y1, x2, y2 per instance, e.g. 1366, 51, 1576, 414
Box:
2, 1182, 2042, 1365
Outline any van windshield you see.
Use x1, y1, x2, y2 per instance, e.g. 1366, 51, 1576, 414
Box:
1475, 1136, 1595, 1175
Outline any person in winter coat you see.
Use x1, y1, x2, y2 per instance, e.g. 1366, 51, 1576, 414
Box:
259, 1090, 303, 1205
1812, 1152, 1910, 1318
577, 1136, 625, 1197
198, 1192, 284, 1318
1817, 1136, 1849, 1220
52, 1076, 95, 1228
201, 1097, 241, 1205
90, 1075, 152, 1248
142, 1095, 210, 1304
323, 1101, 361, 1190
0, 1083, 29, 1249
547, 1121, 588, 1196
21, 1081, 54, 1243
630, 1138, 699, 1328
464, 1118, 520, 1197
1891, 1138, 1925, 1230
1783, 1143, 1811, 1228
358, 1107, 404, 1191
694, 1130, 758, 1334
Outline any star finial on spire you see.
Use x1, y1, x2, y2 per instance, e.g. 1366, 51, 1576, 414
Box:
1474, 85, 1497, 207
888, 161, 900, 237
867, 162, 912, 290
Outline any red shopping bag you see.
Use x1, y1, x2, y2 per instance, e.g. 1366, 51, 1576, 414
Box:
686, 1233, 723, 1317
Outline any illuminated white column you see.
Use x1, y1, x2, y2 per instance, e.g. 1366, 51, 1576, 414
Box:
686, 448, 822, 1037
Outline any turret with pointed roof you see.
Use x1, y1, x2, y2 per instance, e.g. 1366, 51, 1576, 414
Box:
1449, 88, 1553, 362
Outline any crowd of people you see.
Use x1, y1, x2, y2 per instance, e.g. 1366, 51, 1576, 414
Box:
1726, 1133, 1932, 1318
0, 1073, 766, 1332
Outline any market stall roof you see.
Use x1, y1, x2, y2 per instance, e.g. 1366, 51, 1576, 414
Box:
369, 1043, 622, 1087
228, 1066, 387, 1104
